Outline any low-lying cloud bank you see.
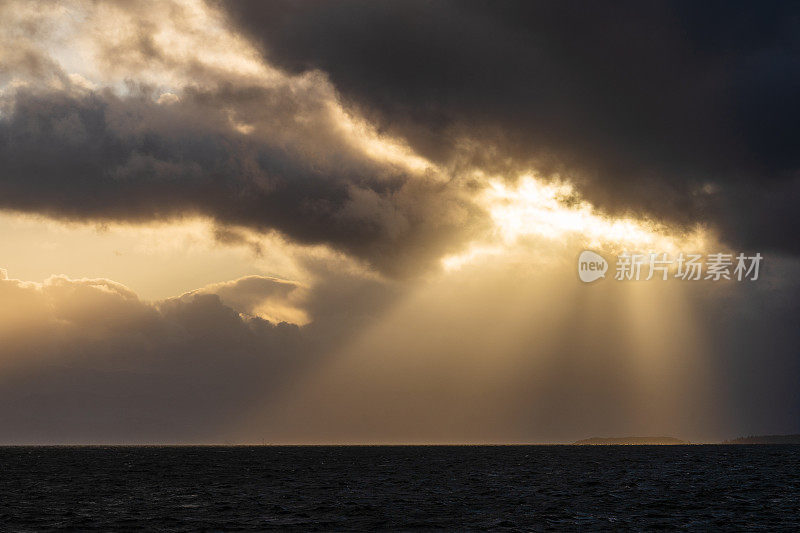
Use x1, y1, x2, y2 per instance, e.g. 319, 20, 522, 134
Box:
0, 271, 304, 443
1, 261, 799, 444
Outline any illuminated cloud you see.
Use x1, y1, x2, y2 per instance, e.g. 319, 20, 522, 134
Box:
0, 0, 479, 275
443, 174, 712, 271
185, 275, 310, 325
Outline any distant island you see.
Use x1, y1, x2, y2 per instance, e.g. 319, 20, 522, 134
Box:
574, 436, 689, 445
722, 434, 800, 444
570, 434, 800, 445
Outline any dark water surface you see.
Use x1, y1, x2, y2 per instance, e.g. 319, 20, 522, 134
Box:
1, 445, 798, 531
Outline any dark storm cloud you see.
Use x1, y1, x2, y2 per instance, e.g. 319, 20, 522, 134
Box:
224, 0, 800, 253
0, 87, 479, 274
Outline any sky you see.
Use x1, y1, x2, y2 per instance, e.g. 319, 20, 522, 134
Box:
0, 0, 798, 444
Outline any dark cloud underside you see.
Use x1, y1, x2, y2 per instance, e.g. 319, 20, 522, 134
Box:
225, 0, 800, 253
0, 88, 478, 274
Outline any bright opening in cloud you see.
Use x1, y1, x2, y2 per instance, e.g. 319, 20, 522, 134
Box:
443, 175, 711, 271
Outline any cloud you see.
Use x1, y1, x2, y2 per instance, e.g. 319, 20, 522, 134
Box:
0, 0, 483, 275
186, 274, 310, 325
1, 0, 798, 270
0, 83, 480, 275
0, 272, 305, 443
224, 0, 800, 254
0, 261, 403, 444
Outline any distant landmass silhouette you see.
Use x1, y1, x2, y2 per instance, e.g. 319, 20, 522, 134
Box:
723, 434, 800, 444
573, 436, 689, 445
571, 434, 800, 445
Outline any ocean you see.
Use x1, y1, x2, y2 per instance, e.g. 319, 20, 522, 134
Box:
1, 445, 798, 530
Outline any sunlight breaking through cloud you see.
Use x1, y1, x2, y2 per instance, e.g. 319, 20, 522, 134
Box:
443, 175, 711, 271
